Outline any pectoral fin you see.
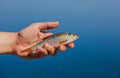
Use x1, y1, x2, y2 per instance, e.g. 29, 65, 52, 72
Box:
59, 39, 67, 45
22, 48, 33, 54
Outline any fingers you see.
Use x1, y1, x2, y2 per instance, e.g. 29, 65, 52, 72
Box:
43, 43, 56, 56
57, 45, 66, 52
32, 43, 56, 57
18, 43, 75, 59
30, 43, 74, 58
29, 46, 48, 58
37, 21, 59, 30
67, 43, 74, 49
36, 46, 48, 55
35, 44, 67, 57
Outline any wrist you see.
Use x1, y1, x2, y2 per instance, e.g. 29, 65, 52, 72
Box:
0, 32, 18, 54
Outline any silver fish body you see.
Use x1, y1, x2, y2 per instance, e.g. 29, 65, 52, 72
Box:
31, 32, 78, 51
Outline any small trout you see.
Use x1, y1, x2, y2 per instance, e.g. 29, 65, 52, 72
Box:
23, 32, 79, 53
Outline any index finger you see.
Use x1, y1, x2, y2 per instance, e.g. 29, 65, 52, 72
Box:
37, 21, 59, 30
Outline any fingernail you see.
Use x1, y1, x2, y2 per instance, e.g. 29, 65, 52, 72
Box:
54, 21, 59, 25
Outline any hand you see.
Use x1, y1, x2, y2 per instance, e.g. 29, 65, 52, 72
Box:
13, 22, 74, 59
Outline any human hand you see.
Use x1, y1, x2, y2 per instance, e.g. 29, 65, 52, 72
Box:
13, 22, 74, 59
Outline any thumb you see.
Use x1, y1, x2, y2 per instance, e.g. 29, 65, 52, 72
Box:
37, 21, 59, 30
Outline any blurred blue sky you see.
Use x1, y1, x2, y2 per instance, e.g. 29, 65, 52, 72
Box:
0, 0, 120, 78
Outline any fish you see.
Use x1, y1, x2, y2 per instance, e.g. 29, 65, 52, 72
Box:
23, 32, 79, 53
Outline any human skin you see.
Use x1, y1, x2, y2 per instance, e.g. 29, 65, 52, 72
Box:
0, 22, 74, 59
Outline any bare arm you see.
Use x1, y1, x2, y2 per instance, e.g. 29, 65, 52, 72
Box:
0, 32, 17, 54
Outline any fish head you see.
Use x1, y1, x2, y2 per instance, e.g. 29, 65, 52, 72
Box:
67, 33, 79, 42
57, 32, 79, 45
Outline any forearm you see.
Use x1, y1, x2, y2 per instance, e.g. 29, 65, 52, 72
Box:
0, 32, 17, 54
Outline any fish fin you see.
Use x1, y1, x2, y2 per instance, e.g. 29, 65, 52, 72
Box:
22, 48, 33, 54
59, 39, 67, 45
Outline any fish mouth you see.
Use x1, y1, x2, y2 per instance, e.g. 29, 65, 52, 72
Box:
74, 34, 79, 39
70, 34, 79, 42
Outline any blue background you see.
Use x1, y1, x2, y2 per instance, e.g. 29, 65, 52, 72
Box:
0, 0, 120, 78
